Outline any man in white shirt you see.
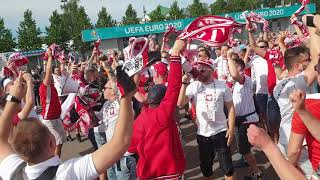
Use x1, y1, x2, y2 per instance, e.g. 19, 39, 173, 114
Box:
213, 45, 234, 88
0, 68, 136, 180
178, 59, 236, 180
273, 28, 320, 178
227, 50, 262, 179
95, 80, 136, 180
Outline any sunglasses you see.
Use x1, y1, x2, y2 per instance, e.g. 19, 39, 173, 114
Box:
197, 68, 210, 73
258, 46, 268, 49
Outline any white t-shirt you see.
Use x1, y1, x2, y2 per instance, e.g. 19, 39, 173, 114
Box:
213, 57, 233, 82
186, 80, 233, 137
95, 100, 120, 141
273, 72, 315, 146
247, 55, 268, 95
0, 154, 98, 180
232, 75, 259, 123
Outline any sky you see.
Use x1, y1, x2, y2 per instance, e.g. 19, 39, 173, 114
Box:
0, 0, 214, 37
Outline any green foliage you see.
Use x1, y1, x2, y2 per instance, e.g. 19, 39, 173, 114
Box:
186, 0, 209, 17
60, 0, 92, 55
96, 7, 116, 28
210, 0, 228, 15
122, 4, 140, 25
149, 5, 166, 22
0, 17, 16, 53
45, 10, 68, 49
17, 9, 42, 51
168, 1, 185, 20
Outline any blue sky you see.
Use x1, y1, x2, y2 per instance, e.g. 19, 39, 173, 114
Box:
0, 0, 214, 37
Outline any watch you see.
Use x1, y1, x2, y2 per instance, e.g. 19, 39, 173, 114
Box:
6, 94, 21, 104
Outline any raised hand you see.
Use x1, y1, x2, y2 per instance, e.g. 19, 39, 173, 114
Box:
10, 72, 27, 100
289, 89, 306, 112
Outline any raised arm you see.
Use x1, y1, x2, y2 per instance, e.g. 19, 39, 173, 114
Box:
17, 73, 34, 120
177, 73, 191, 108
247, 125, 307, 180
227, 49, 244, 83
0, 73, 27, 162
43, 49, 53, 86
159, 40, 185, 117
247, 26, 266, 58
303, 15, 320, 86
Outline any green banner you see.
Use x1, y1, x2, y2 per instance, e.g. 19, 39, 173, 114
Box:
82, 18, 195, 42
82, 3, 316, 42
221, 3, 316, 22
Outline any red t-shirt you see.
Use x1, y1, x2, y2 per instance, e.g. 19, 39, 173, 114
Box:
292, 99, 320, 170
264, 51, 278, 94
39, 82, 61, 120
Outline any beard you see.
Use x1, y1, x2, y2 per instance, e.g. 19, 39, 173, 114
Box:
198, 73, 210, 83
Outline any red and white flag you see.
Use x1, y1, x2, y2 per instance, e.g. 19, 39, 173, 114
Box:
122, 37, 150, 77
178, 16, 244, 47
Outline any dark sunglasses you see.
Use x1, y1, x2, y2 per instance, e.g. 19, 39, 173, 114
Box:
258, 46, 268, 49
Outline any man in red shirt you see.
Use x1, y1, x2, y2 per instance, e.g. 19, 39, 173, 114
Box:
39, 49, 66, 157
128, 40, 186, 179
288, 89, 320, 171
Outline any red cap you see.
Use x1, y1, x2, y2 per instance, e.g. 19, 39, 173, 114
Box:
153, 62, 168, 76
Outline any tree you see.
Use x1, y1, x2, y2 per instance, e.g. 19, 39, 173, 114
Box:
149, 5, 166, 22
210, 0, 228, 15
0, 17, 16, 53
122, 4, 139, 25
45, 10, 69, 49
60, 0, 92, 56
168, 1, 185, 20
186, 0, 209, 18
96, 7, 116, 28
17, 9, 42, 51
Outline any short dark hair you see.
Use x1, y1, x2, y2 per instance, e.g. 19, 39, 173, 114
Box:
199, 48, 211, 58
284, 46, 310, 70
233, 58, 245, 71
12, 119, 51, 164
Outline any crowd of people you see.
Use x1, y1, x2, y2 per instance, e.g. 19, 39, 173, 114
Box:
0, 6, 320, 180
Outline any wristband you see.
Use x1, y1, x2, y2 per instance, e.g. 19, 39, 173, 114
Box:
6, 94, 21, 104
182, 82, 190, 85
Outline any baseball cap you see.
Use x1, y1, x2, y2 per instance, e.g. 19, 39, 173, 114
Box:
147, 84, 167, 105
153, 62, 168, 76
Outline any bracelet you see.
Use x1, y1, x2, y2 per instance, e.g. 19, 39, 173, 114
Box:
182, 82, 190, 85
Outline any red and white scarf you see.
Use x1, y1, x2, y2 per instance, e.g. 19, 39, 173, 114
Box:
287, 0, 310, 48
242, 11, 270, 32
178, 15, 244, 47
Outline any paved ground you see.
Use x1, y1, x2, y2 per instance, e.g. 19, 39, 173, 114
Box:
61, 115, 280, 180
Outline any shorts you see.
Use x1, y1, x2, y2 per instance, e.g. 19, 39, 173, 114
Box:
254, 94, 268, 114
40, 117, 66, 145
267, 96, 281, 132
235, 121, 256, 155
197, 131, 234, 177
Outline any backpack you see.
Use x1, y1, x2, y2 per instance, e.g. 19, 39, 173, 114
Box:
10, 162, 59, 180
